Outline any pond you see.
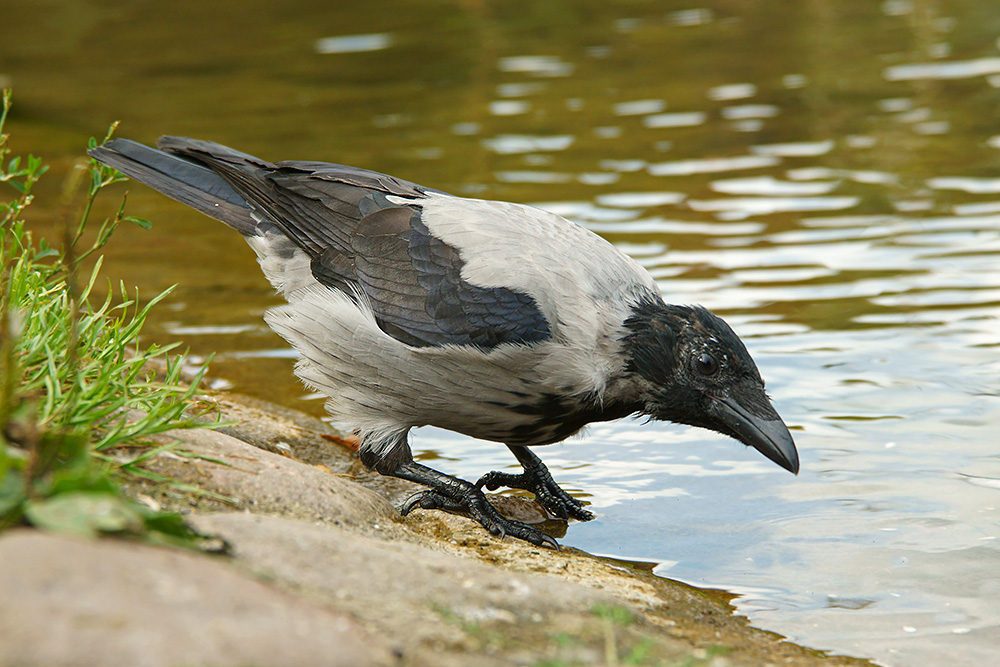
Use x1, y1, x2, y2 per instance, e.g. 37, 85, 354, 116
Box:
4, 1, 999, 664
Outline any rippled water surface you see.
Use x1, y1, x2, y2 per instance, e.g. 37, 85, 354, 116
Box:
5, 2, 999, 664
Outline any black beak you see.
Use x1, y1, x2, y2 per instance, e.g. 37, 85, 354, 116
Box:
709, 393, 800, 474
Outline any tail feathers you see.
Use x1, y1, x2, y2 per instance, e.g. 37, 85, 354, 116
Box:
88, 138, 258, 235
157, 135, 269, 169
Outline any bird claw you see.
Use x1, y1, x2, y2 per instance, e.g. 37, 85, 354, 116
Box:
476, 467, 595, 523
400, 489, 560, 550
400, 490, 464, 516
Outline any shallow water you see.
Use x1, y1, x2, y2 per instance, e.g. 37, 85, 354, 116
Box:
5, 1, 1000, 664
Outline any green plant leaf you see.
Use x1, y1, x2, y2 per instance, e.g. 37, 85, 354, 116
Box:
24, 491, 144, 538
0, 469, 27, 520
124, 216, 152, 230
592, 603, 635, 626
46, 462, 119, 497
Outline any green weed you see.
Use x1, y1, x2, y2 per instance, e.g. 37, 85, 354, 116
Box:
0, 89, 217, 548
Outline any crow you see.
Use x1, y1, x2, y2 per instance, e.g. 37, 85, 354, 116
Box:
89, 137, 799, 548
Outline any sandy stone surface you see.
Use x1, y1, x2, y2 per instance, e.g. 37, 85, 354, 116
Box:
0, 392, 875, 666
0, 530, 393, 667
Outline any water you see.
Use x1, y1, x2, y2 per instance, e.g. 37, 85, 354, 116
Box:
4, 1, 999, 664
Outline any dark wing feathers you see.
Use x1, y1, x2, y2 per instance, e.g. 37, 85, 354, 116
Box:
104, 136, 552, 351
162, 151, 343, 256
87, 139, 257, 235
403, 218, 551, 348
343, 207, 552, 349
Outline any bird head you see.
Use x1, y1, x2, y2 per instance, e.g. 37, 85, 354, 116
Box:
622, 300, 799, 474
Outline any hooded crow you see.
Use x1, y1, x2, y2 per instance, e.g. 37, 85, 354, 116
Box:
89, 137, 799, 548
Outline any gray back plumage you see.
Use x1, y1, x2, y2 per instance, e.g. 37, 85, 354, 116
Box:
139, 137, 659, 353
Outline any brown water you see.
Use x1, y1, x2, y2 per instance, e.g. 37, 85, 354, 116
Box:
4, 1, 1000, 664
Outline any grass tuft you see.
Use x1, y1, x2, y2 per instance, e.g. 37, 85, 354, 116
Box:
1, 89, 219, 548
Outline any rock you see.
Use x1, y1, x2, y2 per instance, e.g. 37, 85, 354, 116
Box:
145, 423, 398, 532
190, 512, 644, 665
0, 530, 394, 667
2, 391, 872, 666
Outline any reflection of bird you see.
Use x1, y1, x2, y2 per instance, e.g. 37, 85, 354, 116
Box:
90, 137, 800, 548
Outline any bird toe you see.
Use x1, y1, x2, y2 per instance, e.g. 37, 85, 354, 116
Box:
400, 486, 560, 549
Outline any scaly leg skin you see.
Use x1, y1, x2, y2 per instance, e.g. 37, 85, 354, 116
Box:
394, 461, 559, 549
475, 445, 595, 522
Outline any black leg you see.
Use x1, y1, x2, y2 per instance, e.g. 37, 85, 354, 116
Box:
393, 461, 559, 549
476, 445, 595, 522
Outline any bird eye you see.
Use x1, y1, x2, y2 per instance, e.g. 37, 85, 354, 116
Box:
696, 352, 719, 376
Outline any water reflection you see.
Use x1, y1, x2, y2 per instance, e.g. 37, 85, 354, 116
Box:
884, 57, 1000, 81
642, 111, 707, 128
711, 176, 839, 196
482, 134, 575, 153
497, 55, 574, 77
314, 33, 394, 55
5, 0, 1000, 664
647, 155, 781, 176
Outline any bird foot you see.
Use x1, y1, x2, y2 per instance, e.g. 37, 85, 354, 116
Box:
475, 464, 595, 523
400, 488, 559, 549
